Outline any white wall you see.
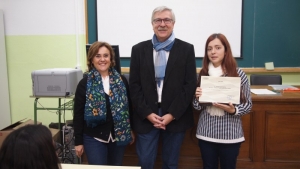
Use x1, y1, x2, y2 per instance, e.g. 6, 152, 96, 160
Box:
0, 0, 86, 126
2, 0, 85, 67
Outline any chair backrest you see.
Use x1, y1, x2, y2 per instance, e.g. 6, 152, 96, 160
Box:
250, 74, 282, 85
122, 73, 130, 83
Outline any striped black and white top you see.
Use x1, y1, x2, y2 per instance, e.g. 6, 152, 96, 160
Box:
193, 68, 252, 143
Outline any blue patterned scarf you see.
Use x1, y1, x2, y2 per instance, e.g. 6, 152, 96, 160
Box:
84, 68, 132, 146
152, 32, 175, 87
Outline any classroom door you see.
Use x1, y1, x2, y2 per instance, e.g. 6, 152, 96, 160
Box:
0, 9, 11, 129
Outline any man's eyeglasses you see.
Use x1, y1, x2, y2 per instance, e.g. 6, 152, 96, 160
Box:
152, 18, 173, 25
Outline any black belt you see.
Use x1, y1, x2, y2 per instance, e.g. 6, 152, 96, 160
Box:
158, 103, 161, 108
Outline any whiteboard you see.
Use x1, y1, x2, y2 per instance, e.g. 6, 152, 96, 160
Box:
97, 0, 242, 57
1, 0, 85, 35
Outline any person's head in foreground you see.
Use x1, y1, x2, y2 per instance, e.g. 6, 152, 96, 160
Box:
0, 124, 61, 169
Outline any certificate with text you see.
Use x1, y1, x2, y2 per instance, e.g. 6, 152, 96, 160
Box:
199, 76, 241, 104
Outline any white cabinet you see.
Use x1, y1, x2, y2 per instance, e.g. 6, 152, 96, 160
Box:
0, 9, 11, 129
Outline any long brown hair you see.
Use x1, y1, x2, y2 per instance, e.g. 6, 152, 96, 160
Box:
197, 33, 245, 103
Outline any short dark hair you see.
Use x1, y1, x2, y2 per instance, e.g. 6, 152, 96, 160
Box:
86, 41, 116, 72
0, 125, 61, 169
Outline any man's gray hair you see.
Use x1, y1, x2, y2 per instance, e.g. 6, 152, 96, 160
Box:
151, 6, 175, 23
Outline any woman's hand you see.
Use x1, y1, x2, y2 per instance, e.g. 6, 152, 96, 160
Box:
195, 87, 202, 99
130, 131, 135, 145
75, 145, 84, 158
212, 102, 236, 114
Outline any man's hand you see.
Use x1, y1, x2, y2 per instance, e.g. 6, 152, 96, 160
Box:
147, 113, 165, 129
160, 114, 174, 129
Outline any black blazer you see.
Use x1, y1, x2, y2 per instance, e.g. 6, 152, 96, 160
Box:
73, 75, 132, 145
129, 38, 197, 133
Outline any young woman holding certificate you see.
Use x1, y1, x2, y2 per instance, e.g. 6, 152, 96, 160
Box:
193, 33, 252, 169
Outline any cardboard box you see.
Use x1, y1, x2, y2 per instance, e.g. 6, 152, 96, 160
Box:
0, 118, 59, 148
49, 127, 60, 142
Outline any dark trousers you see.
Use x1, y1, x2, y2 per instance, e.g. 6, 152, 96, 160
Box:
136, 109, 185, 169
198, 139, 241, 169
83, 134, 126, 165
136, 129, 185, 169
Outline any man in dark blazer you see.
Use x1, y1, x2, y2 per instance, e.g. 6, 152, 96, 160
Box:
129, 6, 196, 169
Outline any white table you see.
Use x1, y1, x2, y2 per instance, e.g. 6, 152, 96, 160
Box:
61, 164, 141, 169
